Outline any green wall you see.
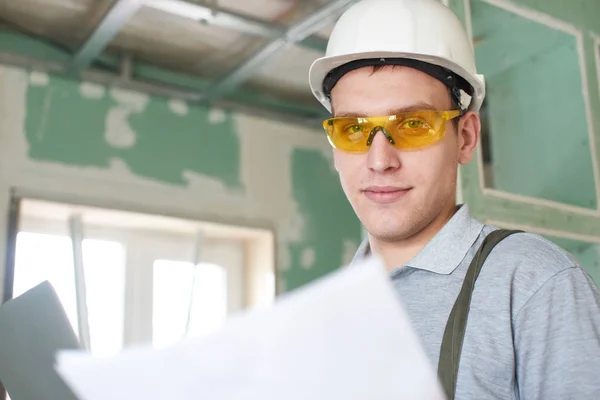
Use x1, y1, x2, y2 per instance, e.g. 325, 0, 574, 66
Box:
3, 0, 600, 289
472, 0, 597, 209
548, 236, 600, 283
451, 0, 600, 284
0, 65, 361, 293
26, 75, 242, 188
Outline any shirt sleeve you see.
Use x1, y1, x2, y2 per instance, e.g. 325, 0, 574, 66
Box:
514, 266, 600, 400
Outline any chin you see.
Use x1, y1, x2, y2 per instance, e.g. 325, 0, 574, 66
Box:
366, 225, 414, 242
361, 214, 416, 242
357, 201, 429, 242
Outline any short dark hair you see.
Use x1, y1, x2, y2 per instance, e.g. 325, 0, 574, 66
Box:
330, 63, 463, 131
369, 64, 462, 111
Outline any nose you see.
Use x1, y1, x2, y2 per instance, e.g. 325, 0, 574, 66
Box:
366, 129, 401, 173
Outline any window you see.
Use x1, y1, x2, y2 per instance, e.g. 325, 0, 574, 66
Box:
13, 233, 126, 357
13, 232, 79, 333
153, 261, 227, 349
7, 198, 276, 357
81, 239, 126, 357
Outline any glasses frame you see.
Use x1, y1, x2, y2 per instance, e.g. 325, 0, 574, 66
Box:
323, 109, 463, 153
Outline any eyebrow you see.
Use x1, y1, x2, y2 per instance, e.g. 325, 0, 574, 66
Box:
334, 102, 438, 118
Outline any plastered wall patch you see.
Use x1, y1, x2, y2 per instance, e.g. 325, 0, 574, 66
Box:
169, 99, 189, 116
104, 87, 149, 149
80, 82, 106, 100
300, 247, 316, 269
105, 108, 137, 149
29, 71, 49, 87
209, 108, 226, 124
110, 88, 149, 112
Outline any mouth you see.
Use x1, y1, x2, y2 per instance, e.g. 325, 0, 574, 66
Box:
362, 186, 412, 204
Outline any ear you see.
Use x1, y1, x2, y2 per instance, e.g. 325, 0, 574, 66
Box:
457, 111, 481, 165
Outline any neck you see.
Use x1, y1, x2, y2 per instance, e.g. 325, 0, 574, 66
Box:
369, 202, 459, 272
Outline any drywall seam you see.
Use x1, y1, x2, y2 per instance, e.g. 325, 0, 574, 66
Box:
577, 33, 600, 211
593, 34, 600, 204
482, 188, 600, 216
594, 34, 600, 87
464, 0, 474, 43
480, 0, 580, 35
462, 0, 487, 196
35, 86, 54, 140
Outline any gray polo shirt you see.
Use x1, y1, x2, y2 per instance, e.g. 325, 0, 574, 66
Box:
352, 205, 600, 399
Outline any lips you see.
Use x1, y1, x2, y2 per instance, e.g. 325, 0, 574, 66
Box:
362, 186, 412, 204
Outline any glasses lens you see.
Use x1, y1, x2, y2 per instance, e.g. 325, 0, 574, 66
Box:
323, 117, 372, 152
388, 110, 446, 149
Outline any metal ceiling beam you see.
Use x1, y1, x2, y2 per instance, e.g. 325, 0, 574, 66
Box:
201, 0, 355, 103
70, 0, 143, 71
0, 51, 325, 129
300, 35, 329, 53
145, 0, 329, 52
68, 0, 330, 73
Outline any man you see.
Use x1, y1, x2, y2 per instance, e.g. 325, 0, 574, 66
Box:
308, 0, 600, 399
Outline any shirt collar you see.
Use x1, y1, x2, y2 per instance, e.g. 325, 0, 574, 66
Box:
351, 205, 484, 275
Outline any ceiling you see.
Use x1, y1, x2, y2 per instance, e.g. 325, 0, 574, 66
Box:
0, 0, 350, 126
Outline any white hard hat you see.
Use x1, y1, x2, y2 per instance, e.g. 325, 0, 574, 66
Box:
309, 0, 486, 113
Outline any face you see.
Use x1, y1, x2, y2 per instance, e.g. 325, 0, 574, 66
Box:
330, 66, 480, 243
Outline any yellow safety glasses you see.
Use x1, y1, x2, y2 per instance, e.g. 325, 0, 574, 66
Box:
322, 110, 461, 153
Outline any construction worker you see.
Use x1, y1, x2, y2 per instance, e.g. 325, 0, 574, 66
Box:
308, 0, 600, 399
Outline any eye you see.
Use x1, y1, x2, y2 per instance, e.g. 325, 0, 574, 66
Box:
401, 118, 430, 130
344, 124, 362, 133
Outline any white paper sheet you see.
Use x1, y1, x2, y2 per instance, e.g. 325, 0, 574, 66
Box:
55, 257, 446, 400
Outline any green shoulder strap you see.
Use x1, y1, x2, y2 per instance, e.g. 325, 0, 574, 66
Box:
437, 229, 522, 399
